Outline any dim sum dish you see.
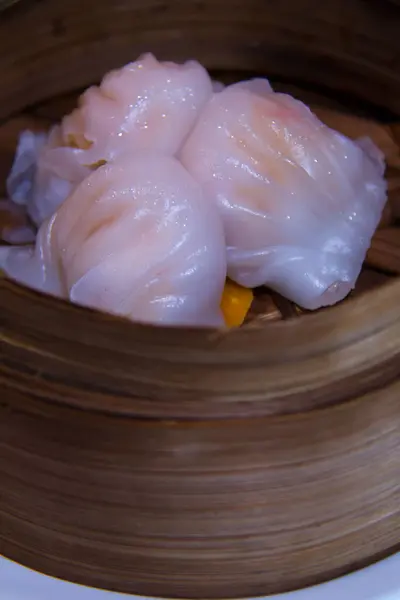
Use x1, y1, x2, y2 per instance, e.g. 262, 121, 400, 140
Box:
0, 53, 390, 324
0, 0, 399, 599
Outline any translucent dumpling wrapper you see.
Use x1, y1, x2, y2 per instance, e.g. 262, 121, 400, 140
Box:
61, 52, 213, 162
7, 127, 92, 226
180, 80, 388, 310
212, 80, 225, 93
0, 154, 227, 327
8, 53, 213, 226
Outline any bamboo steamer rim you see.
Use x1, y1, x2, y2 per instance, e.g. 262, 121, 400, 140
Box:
2, 276, 400, 420
2, 276, 400, 356
0, 0, 399, 421
0, 2, 399, 598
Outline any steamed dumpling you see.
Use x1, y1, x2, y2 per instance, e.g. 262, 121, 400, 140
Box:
180, 81, 387, 309
61, 52, 213, 162
0, 154, 227, 326
9, 53, 213, 226
7, 127, 92, 226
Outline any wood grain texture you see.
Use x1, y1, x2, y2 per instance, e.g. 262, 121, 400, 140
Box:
1, 381, 400, 598
0, 0, 399, 598
367, 229, 400, 274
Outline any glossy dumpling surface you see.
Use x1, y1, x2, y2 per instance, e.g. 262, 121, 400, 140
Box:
181, 81, 387, 309
8, 53, 213, 225
0, 154, 227, 326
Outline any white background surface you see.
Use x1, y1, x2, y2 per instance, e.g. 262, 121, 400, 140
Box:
1, 554, 400, 600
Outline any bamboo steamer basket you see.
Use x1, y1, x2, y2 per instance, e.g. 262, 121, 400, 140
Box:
0, 0, 400, 598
